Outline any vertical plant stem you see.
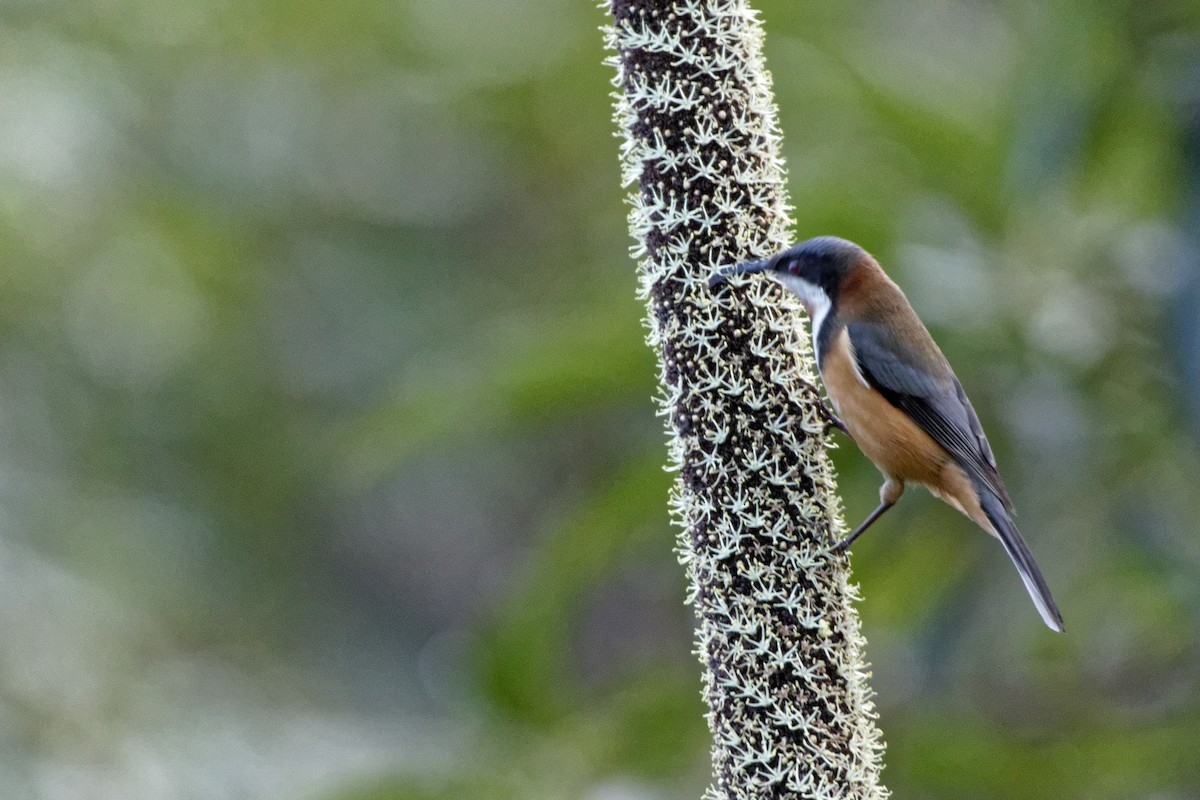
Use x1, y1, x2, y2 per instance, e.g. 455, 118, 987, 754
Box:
604, 2, 889, 797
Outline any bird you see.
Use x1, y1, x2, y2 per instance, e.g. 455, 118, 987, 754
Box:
709, 236, 1064, 632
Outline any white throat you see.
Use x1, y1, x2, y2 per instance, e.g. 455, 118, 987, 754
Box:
773, 273, 832, 366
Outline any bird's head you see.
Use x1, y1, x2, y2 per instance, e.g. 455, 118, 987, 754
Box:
708, 236, 868, 316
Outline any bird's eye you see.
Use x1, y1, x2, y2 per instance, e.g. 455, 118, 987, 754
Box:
785, 259, 799, 274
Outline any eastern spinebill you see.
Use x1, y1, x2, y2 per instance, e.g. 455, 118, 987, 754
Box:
709, 236, 1064, 632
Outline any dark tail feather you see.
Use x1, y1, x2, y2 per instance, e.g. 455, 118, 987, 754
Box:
978, 490, 1065, 633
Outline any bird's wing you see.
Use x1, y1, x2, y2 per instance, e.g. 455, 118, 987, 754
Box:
846, 319, 1013, 510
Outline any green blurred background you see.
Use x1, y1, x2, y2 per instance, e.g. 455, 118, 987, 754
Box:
2, 0, 1199, 798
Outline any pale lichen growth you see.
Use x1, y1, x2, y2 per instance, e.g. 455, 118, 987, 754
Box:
604, 1, 889, 798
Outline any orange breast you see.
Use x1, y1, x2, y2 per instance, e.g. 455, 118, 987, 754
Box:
820, 327, 986, 524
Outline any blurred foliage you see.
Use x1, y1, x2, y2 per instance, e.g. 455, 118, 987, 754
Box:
0, 0, 1199, 798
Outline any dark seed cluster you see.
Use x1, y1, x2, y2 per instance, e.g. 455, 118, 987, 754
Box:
605, 1, 888, 798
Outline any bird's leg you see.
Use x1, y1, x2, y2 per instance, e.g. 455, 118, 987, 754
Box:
797, 377, 849, 437
832, 502, 893, 553
833, 478, 905, 553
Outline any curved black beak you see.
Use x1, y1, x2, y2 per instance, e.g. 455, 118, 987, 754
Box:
707, 258, 772, 289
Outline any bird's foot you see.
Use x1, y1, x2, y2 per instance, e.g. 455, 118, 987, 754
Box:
830, 532, 858, 554
826, 413, 850, 437
797, 378, 849, 437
